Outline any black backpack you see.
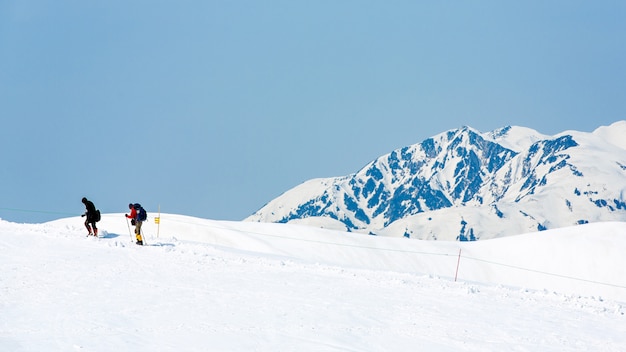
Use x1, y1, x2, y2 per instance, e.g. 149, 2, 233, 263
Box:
95, 209, 101, 222
134, 203, 147, 222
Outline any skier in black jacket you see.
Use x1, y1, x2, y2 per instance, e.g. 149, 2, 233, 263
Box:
81, 197, 98, 237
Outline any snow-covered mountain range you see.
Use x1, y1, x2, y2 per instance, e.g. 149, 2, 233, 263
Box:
246, 121, 626, 241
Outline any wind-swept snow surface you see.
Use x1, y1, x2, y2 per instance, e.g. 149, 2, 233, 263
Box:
1, 214, 625, 351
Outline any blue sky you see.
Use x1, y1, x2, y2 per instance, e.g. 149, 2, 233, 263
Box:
1, 1, 625, 223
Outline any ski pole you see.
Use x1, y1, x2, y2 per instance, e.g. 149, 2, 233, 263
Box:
125, 217, 133, 242
141, 225, 147, 246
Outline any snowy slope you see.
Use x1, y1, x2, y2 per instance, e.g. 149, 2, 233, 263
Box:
246, 121, 626, 241
592, 120, 626, 150
1, 215, 625, 351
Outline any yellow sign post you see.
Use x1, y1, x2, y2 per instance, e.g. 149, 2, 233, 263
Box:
155, 204, 161, 238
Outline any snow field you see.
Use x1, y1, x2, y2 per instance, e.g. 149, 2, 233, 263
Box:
1, 215, 625, 351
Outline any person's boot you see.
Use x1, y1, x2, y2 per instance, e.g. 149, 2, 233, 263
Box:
94, 228, 98, 237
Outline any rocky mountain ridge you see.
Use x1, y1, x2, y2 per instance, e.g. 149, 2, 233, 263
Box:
246, 122, 626, 241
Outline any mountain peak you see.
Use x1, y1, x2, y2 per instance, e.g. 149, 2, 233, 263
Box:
485, 125, 547, 151
592, 120, 626, 150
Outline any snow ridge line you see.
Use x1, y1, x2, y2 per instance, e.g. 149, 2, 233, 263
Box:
165, 217, 626, 291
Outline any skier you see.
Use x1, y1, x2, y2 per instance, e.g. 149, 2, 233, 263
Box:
125, 203, 146, 245
81, 197, 99, 237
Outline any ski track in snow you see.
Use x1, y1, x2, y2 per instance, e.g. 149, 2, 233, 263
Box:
1, 217, 625, 351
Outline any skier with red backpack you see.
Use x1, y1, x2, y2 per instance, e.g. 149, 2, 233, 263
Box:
125, 203, 147, 245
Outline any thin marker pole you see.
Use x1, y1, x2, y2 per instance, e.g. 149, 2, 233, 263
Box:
157, 204, 161, 239
454, 248, 462, 282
